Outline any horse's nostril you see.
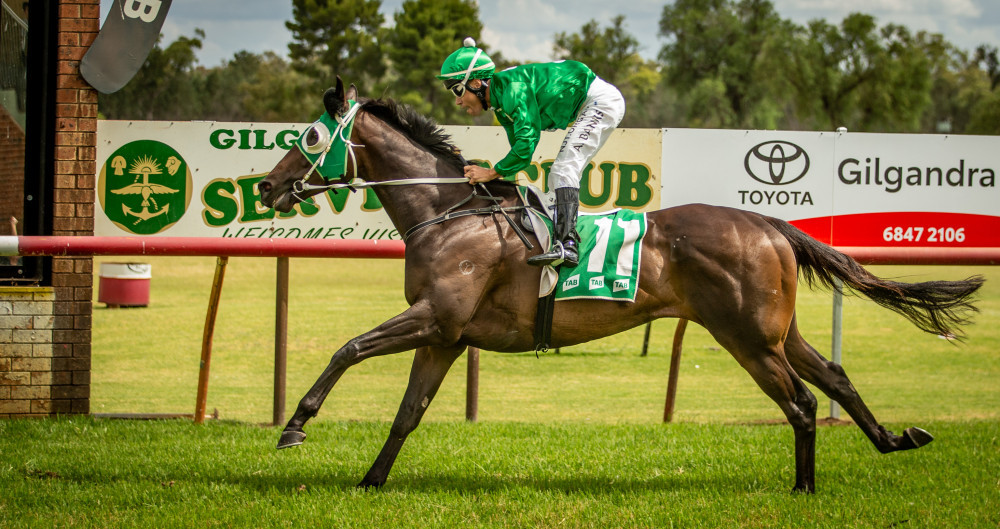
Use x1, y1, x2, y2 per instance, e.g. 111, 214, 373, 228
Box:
258, 181, 272, 194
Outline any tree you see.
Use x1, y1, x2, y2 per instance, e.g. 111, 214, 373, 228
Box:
855, 24, 932, 132
99, 30, 204, 120
383, 0, 486, 124
786, 14, 935, 132
553, 15, 673, 127
973, 45, 1000, 90
239, 52, 317, 123
658, 0, 792, 128
554, 15, 640, 88
286, 0, 386, 95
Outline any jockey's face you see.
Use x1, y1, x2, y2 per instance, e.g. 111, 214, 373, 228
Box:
454, 79, 485, 117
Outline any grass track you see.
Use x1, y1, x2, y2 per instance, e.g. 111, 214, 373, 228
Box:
1, 418, 998, 528
1, 257, 997, 527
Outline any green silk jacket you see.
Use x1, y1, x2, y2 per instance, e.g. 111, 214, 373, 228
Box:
488, 61, 596, 176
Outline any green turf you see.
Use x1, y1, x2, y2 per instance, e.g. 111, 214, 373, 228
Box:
2, 257, 994, 528
1, 417, 997, 528
89, 258, 999, 426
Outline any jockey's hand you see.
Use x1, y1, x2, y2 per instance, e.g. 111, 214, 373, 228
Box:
464, 165, 500, 185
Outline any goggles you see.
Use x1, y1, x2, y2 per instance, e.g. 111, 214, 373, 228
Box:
446, 81, 467, 98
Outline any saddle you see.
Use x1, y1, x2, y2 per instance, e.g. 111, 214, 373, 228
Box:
513, 185, 648, 351
426, 177, 647, 352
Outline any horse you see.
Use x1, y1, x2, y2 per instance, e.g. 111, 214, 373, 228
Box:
257, 78, 983, 493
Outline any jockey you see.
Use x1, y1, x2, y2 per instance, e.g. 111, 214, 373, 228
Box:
437, 38, 626, 268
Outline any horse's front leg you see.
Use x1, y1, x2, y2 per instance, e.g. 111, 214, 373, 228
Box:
358, 344, 465, 489
277, 301, 442, 449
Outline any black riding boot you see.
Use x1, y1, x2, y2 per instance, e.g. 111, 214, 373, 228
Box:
527, 187, 580, 267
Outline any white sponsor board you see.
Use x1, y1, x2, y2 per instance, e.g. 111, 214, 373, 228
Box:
662, 129, 999, 247
95, 119, 997, 247
95, 121, 661, 240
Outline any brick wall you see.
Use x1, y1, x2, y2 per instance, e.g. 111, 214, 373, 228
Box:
0, 0, 98, 417
0, 105, 25, 232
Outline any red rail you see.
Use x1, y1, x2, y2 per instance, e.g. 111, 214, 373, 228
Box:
0, 236, 406, 259
835, 246, 1000, 266
5, 236, 999, 265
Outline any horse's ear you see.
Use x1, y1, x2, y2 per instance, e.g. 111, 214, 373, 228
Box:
347, 83, 358, 102
323, 76, 348, 115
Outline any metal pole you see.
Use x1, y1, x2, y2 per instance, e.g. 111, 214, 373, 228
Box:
466, 347, 479, 422
195, 256, 228, 424
273, 257, 289, 426
640, 322, 652, 357
830, 278, 844, 419
664, 319, 688, 422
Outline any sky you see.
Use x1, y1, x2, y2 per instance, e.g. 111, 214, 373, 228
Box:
100, 0, 1000, 68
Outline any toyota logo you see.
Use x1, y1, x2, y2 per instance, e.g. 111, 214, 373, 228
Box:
744, 140, 810, 185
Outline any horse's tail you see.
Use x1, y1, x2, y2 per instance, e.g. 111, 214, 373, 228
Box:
762, 215, 984, 339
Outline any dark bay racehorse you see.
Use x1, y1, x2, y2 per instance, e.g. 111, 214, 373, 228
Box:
257, 79, 983, 493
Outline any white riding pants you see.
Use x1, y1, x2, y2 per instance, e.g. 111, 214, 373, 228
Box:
549, 77, 626, 191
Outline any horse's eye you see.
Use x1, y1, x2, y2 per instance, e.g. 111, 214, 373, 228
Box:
301, 122, 331, 154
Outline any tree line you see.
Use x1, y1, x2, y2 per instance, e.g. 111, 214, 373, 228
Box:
99, 0, 1000, 134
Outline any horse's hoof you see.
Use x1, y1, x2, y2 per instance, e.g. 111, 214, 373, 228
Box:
276, 429, 307, 449
356, 479, 384, 491
903, 427, 934, 449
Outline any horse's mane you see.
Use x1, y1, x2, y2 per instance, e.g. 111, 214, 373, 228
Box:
359, 98, 466, 172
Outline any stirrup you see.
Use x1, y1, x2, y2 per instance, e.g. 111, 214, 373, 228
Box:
527, 241, 578, 267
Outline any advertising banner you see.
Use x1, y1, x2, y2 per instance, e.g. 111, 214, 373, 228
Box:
96, 120, 995, 248
661, 129, 998, 247
94, 121, 662, 239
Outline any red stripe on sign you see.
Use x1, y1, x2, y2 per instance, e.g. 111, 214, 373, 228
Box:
790, 212, 1000, 247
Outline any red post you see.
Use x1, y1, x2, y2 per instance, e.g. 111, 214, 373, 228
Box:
273, 257, 289, 427
195, 256, 228, 424
466, 347, 479, 422
664, 319, 688, 423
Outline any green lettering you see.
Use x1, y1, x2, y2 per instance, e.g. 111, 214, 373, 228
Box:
209, 129, 236, 149
201, 179, 239, 226
518, 162, 541, 185
579, 162, 615, 208
614, 163, 653, 208
539, 161, 553, 193
238, 129, 253, 150
323, 188, 350, 213
253, 129, 275, 150
362, 188, 383, 211
276, 129, 299, 150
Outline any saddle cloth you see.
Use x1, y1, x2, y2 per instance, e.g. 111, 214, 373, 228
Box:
516, 187, 647, 302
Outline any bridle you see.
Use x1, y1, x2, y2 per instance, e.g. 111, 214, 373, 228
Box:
287, 103, 535, 247
290, 101, 469, 199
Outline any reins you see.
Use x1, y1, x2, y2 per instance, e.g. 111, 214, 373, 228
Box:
403, 184, 534, 248
290, 103, 535, 248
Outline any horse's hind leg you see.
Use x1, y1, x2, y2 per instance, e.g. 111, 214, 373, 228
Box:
728, 346, 819, 493
784, 315, 933, 453
358, 345, 465, 489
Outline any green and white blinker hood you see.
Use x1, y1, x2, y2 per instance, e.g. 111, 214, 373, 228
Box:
294, 100, 361, 190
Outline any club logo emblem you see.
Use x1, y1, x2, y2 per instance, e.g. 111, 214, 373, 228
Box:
744, 140, 810, 185
99, 140, 192, 234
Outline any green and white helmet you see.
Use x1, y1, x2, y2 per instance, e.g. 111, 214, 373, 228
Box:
437, 37, 495, 84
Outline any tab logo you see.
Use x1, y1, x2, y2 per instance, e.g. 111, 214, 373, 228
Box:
562, 274, 580, 290
613, 279, 629, 292
589, 277, 604, 290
